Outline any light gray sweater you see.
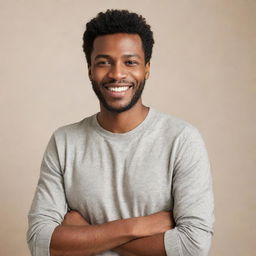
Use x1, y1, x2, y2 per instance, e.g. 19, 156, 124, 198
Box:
27, 107, 214, 256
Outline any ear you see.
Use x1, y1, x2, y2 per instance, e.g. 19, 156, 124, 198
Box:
88, 65, 92, 81
145, 62, 150, 80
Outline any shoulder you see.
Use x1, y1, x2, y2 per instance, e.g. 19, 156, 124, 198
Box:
152, 110, 209, 166
152, 108, 201, 140
52, 113, 95, 142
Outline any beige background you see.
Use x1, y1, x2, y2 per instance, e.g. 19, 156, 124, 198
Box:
0, 0, 255, 255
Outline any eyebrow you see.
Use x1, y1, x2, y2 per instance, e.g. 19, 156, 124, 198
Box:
123, 54, 142, 59
94, 54, 142, 60
94, 54, 111, 60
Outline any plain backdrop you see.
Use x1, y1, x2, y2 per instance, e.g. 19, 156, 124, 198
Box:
0, 0, 255, 255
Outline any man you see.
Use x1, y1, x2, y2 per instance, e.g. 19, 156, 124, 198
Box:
27, 9, 214, 256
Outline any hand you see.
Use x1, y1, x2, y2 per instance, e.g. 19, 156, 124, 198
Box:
62, 210, 90, 226
112, 211, 174, 256
134, 211, 175, 237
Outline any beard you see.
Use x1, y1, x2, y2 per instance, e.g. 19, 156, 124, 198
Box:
91, 79, 146, 114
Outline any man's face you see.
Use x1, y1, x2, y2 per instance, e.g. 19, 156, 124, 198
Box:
89, 33, 150, 113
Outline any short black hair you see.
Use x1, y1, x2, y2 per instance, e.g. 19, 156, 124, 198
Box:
83, 9, 154, 66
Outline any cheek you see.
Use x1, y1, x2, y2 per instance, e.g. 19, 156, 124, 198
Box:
90, 67, 107, 81
131, 69, 146, 80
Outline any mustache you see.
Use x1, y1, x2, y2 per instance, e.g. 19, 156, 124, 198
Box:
102, 79, 134, 86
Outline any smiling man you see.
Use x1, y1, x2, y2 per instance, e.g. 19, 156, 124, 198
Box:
27, 10, 214, 256
90, 33, 149, 114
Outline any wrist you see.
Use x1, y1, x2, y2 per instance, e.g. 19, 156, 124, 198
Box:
127, 215, 148, 238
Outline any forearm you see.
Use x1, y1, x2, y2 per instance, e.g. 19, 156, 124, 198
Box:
50, 218, 138, 256
50, 210, 173, 256
113, 233, 166, 256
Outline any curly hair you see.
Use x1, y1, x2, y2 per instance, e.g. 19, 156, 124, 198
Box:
83, 9, 154, 66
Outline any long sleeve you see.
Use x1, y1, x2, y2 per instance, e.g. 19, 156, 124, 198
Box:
164, 126, 214, 256
27, 132, 68, 256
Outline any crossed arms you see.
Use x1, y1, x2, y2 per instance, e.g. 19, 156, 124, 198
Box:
27, 127, 214, 256
50, 210, 174, 256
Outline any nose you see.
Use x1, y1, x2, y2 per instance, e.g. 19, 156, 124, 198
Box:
107, 62, 127, 81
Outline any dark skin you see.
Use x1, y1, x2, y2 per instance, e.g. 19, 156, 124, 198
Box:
88, 33, 150, 133
62, 210, 174, 256
50, 33, 175, 256
51, 208, 174, 256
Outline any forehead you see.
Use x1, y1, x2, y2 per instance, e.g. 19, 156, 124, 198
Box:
91, 33, 144, 58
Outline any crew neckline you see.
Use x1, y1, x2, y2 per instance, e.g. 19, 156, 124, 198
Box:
92, 107, 156, 141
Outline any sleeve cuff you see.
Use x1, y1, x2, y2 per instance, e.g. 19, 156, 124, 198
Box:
35, 224, 59, 256
164, 228, 181, 256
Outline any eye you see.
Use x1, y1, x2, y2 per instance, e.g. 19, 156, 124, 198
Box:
126, 60, 138, 66
96, 60, 111, 66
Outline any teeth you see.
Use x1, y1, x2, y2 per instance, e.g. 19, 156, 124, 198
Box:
107, 86, 130, 92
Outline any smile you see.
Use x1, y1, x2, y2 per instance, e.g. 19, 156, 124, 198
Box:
106, 86, 131, 92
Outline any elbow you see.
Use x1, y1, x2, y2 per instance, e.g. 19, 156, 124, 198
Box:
26, 227, 36, 256
190, 236, 212, 256
27, 223, 60, 256
177, 225, 213, 256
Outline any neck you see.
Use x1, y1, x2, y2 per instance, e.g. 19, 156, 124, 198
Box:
97, 101, 149, 133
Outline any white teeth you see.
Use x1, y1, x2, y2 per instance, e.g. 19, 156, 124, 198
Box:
107, 86, 130, 92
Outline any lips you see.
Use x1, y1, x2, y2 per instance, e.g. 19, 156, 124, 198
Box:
103, 83, 134, 89
107, 86, 130, 92
102, 83, 133, 98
